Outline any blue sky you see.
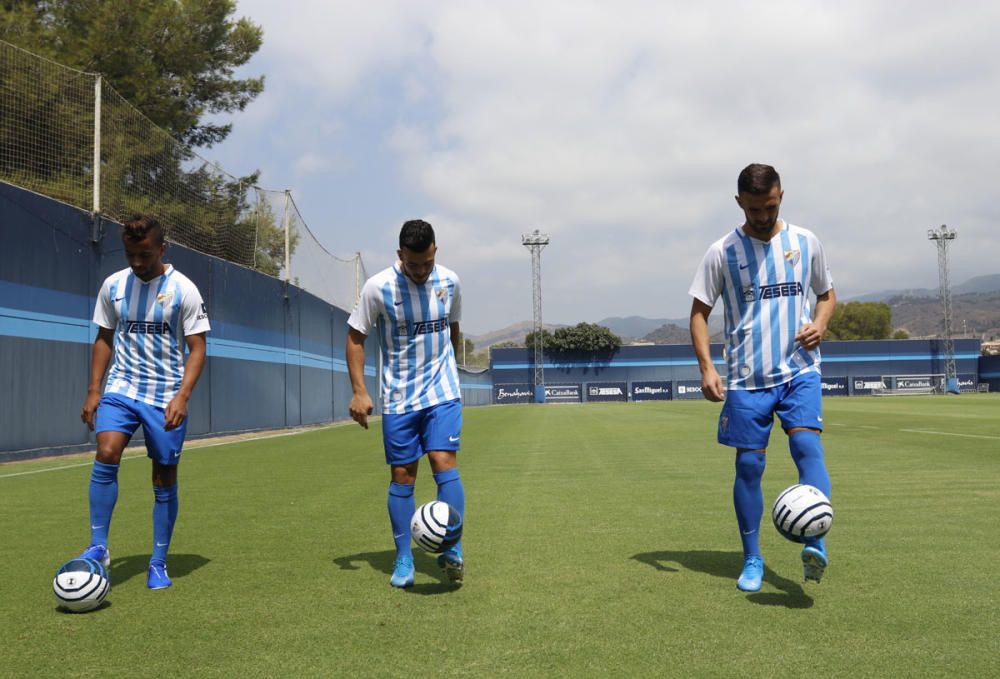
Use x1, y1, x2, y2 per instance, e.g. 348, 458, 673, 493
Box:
207, 1, 1000, 335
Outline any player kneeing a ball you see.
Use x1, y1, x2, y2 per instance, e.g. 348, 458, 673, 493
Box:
346, 219, 466, 588
689, 164, 836, 592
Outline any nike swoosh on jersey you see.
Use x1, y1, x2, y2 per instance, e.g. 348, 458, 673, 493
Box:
739, 263, 750, 270
393, 299, 404, 306
448, 436, 460, 442
113, 296, 126, 302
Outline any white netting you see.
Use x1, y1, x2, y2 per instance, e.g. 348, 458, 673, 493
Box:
0, 39, 363, 311
283, 191, 366, 311
0, 40, 94, 210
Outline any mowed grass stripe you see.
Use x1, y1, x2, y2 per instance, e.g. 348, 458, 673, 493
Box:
1, 395, 997, 677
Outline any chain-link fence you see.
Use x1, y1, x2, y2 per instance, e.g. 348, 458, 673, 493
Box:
0, 39, 363, 309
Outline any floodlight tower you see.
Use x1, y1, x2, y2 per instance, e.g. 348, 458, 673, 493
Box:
928, 225, 960, 394
522, 230, 550, 403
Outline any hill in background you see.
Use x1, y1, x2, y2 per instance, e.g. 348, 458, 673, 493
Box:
466, 321, 566, 348
849, 273, 1000, 302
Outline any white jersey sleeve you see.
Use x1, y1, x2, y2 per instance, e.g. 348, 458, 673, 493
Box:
347, 277, 384, 336
688, 237, 726, 308
809, 234, 834, 296
180, 285, 210, 336
449, 273, 463, 323
93, 277, 118, 329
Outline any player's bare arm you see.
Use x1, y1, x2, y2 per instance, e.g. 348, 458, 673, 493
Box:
164, 332, 206, 431
81, 327, 114, 430
346, 327, 373, 429
795, 288, 837, 350
690, 298, 725, 402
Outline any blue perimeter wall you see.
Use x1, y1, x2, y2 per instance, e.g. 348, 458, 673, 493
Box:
0, 182, 487, 461
490, 339, 988, 403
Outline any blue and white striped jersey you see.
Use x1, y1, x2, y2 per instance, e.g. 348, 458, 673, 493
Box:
689, 221, 834, 390
348, 263, 462, 414
93, 265, 210, 409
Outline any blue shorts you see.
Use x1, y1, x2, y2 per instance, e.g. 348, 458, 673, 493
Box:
382, 399, 462, 466
718, 371, 823, 450
95, 392, 187, 465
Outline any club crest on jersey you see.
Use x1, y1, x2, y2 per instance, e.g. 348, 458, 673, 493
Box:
435, 287, 447, 301
743, 285, 756, 303
783, 250, 801, 267
156, 291, 174, 306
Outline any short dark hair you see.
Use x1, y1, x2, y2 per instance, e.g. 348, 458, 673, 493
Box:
122, 214, 165, 244
737, 164, 781, 196
399, 219, 435, 252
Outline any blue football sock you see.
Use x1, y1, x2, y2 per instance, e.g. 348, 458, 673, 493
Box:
151, 484, 178, 564
433, 468, 465, 552
789, 430, 831, 497
388, 482, 415, 559
88, 461, 119, 547
734, 451, 766, 559
789, 430, 830, 550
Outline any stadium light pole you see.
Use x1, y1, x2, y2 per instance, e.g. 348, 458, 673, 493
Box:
522, 230, 550, 403
928, 225, 959, 394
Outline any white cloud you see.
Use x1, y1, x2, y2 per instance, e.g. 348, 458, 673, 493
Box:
229, 0, 1000, 333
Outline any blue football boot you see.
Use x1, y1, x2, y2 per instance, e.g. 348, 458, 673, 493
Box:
437, 547, 464, 584
802, 545, 828, 583
79, 544, 110, 569
737, 555, 764, 592
147, 561, 173, 589
390, 556, 415, 588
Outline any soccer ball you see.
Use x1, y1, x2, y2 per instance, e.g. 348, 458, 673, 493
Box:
53, 557, 110, 613
771, 484, 833, 543
411, 501, 462, 553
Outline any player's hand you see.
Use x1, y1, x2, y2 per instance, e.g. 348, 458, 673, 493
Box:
795, 322, 825, 350
349, 393, 373, 430
701, 369, 726, 402
164, 394, 188, 431
80, 391, 102, 431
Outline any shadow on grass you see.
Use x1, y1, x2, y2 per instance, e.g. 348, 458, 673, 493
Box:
333, 549, 461, 596
631, 549, 813, 609
109, 553, 210, 585
54, 600, 114, 615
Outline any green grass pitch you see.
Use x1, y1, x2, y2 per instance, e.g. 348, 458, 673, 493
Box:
2, 396, 998, 677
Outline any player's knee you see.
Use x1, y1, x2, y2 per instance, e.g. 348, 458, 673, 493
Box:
734, 450, 766, 480
152, 463, 177, 488
391, 463, 418, 485
428, 450, 457, 474
95, 443, 124, 465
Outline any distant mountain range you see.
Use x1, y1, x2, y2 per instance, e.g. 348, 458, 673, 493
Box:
845, 274, 1000, 302
466, 274, 1000, 347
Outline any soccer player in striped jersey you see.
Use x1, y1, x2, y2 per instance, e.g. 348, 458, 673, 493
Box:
77, 215, 210, 590
347, 219, 466, 588
689, 164, 836, 591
